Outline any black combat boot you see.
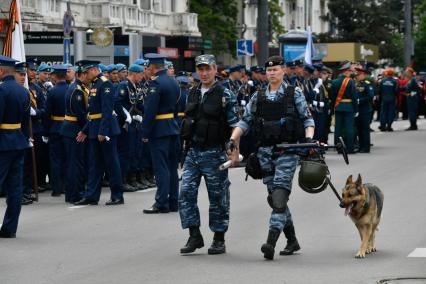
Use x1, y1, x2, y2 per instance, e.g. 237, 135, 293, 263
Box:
280, 224, 301, 255
122, 174, 137, 192
145, 171, 156, 188
261, 228, 281, 260
180, 227, 204, 254
135, 171, 149, 190
208, 232, 226, 255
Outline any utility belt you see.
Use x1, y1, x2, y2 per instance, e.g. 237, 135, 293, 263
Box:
0, 123, 21, 130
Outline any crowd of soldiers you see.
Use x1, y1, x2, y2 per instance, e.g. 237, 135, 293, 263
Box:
1, 52, 425, 259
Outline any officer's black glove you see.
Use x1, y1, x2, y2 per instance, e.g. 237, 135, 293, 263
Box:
225, 139, 238, 152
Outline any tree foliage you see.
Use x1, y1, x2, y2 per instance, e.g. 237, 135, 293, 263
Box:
320, 0, 420, 63
269, 0, 285, 40
414, 0, 426, 70
189, 0, 239, 55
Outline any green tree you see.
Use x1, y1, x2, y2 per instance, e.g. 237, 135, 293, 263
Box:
269, 0, 285, 40
414, 0, 426, 70
189, 0, 239, 55
320, 0, 411, 63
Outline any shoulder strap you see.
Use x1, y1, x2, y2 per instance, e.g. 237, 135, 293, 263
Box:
334, 77, 350, 108
284, 85, 295, 115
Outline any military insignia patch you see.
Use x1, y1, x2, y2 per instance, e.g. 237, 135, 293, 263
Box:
104, 87, 111, 93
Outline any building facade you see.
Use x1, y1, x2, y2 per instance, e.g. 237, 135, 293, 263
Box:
1, 0, 202, 69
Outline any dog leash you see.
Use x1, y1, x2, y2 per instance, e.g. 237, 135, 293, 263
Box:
325, 177, 343, 202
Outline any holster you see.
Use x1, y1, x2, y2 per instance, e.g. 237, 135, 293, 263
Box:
245, 152, 263, 180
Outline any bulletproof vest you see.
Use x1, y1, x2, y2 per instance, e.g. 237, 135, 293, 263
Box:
252, 85, 305, 146
184, 83, 230, 148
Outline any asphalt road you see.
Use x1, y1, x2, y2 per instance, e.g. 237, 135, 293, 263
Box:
1, 118, 426, 284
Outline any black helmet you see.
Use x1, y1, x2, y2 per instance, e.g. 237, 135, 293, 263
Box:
298, 160, 329, 194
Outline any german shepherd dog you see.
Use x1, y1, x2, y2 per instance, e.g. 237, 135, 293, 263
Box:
340, 174, 384, 258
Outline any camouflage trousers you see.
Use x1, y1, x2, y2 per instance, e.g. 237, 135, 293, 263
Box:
257, 147, 299, 231
179, 147, 230, 232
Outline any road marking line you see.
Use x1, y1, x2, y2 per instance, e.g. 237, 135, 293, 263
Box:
136, 188, 156, 193
67, 205, 87, 210
408, 248, 426, 257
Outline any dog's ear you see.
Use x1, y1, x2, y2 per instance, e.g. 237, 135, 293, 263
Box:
355, 174, 362, 186
346, 175, 353, 184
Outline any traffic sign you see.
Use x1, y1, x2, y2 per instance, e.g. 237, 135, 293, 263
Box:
236, 39, 254, 57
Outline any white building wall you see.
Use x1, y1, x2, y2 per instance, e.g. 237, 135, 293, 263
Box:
17, 0, 199, 37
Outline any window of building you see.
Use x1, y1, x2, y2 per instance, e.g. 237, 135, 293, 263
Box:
140, 0, 151, 10
171, 0, 175, 12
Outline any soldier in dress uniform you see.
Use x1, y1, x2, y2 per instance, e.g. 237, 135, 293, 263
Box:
60, 60, 91, 203
355, 66, 374, 153
116, 64, 128, 82
115, 64, 146, 192
27, 59, 49, 192
43, 65, 69, 197
0, 55, 31, 238
14, 62, 34, 205
74, 61, 124, 206
330, 61, 358, 154
141, 53, 180, 214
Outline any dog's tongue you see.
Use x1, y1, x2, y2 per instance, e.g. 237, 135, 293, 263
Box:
345, 206, 351, 216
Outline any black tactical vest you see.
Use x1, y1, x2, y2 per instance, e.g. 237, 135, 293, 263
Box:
183, 83, 230, 148
252, 85, 305, 146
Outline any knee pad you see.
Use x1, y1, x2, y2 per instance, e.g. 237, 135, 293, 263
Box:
267, 187, 289, 213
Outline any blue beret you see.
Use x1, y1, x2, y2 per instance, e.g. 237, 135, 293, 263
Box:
313, 63, 323, 71
134, 58, 149, 66
339, 61, 352, 71
237, 64, 246, 71
144, 53, 166, 64
192, 72, 200, 82
63, 63, 73, 69
304, 64, 315, 73
116, 63, 127, 71
106, 64, 117, 73
0, 55, 18, 67
128, 64, 144, 73
176, 76, 190, 85
165, 60, 173, 69
50, 64, 68, 74
15, 62, 28, 73
26, 58, 39, 70
98, 64, 107, 72
285, 61, 296, 68
75, 60, 101, 72
229, 65, 241, 73
37, 63, 52, 73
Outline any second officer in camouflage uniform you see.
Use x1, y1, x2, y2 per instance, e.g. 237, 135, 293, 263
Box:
179, 54, 238, 255
229, 56, 315, 260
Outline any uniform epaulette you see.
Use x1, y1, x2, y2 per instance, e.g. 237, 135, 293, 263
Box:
151, 75, 159, 81
76, 84, 83, 91
100, 76, 108, 82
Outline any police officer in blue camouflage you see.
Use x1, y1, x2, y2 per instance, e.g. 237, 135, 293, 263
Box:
141, 53, 180, 214
74, 61, 124, 206
179, 54, 239, 255
229, 55, 315, 260
44, 65, 69, 197
60, 60, 91, 203
0, 55, 31, 238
